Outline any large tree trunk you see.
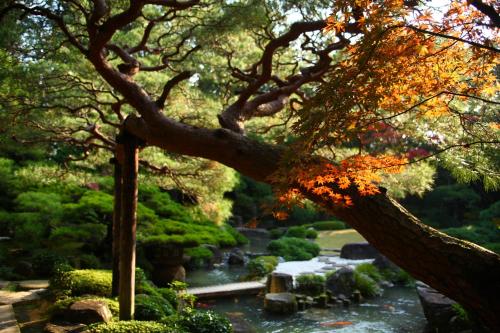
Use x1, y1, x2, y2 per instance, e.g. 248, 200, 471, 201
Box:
111, 156, 122, 297
118, 132, 139, 320
124, 117, 500, 330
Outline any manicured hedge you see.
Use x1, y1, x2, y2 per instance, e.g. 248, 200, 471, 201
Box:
267, 237, 320, 261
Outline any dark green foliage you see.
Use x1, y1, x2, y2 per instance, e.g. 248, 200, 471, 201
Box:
88, 321, 175, 333
224, 225, 249, 245
307, 221, 346, 231
185, 246, 214, 268
31, 250, 68, 277
380, 268, 414, 286
158, 288, 179, 310
306, 229, 318, 239
285, 226, 307, 238
295, 274, 325, 296
177, 310, 233, 333
354, 271, 382, 298
139, 186, 192, 223
135, 294, 175, 321
355, 263, 383, 282
269, 228, 286, 239
247, 256, 279, 278
78, 254, 102, 269
231, 175, 274, 223
50, 268, 112, 297
139, 219, 240, 248
442, 224, 500, 246
267, 237, 320, 261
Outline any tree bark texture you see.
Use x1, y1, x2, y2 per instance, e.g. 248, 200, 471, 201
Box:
122, 116, 500, 330
111, 157, 122, 297
118, 133, 139, 320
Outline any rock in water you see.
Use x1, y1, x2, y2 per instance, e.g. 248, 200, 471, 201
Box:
340, 243, 378, 259
325, 267, 355, 298
264, 293, 298, 314
416, 282, 471, 332
228, 248, 245, 265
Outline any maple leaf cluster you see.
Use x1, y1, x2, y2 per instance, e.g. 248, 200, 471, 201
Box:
297, 0, 498, 147
272, 154, 407, 218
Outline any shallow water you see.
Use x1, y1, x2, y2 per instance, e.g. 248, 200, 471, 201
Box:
205, 287, 426, 333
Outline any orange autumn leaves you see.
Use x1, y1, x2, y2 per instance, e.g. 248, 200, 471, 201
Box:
273, 154, 407, 219
298, 0, 498, 146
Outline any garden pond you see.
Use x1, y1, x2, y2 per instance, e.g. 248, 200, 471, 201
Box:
186, 230, 428, 332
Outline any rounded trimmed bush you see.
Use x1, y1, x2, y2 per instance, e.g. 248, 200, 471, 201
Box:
247, 256, 279, 278
267, 237, 320, 261
50, 268, 112, 297
88, 321, 176, 333
178, 309, 233, 333
295, 274, 325, 296
135, 294, 175, 321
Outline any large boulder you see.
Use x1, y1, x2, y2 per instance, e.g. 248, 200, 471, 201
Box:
153, 265, 186, 285
60, 300, 112, 325
264, 293, 298, 314
266, 273, 293, 293
416, 282, 470, 332
340, 243, 378, 259
228, 248, 245, 265
325, 267, 355, 298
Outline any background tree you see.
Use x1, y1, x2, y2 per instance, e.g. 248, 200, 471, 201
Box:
1, 0, 499, 329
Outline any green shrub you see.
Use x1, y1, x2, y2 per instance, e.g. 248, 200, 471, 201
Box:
158, 288, 179, 310
354, 271, 382, 298
135, 268, 161, 297
269, 228, 286, 239
309, 221, 346, 231
135, 294, 175, 321
78, 254, 101, 269
50, 268, 112, 297
185, 246, 214, 268
88, 321, 175, 333
355, 263, 383, 282
31, 250, 68, 277
224, 225, 248, 245
305, 229, 318, 239
267, 237, 320, 261
247, 256, 278, 278
380, 268, 414, 286
295, 274, 325, 296
285, 226, 307, 238
51, 296, 119, 317
178, 309, 233, 333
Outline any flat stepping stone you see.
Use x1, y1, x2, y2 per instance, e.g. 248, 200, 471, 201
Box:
0, 290, 45, 306
188, 281, 265, 299
0, 305, 20, 333
17, 281, 49, 291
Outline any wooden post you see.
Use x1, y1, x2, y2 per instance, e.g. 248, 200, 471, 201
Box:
111, 155, 122, 297
118, 132, 139, 320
